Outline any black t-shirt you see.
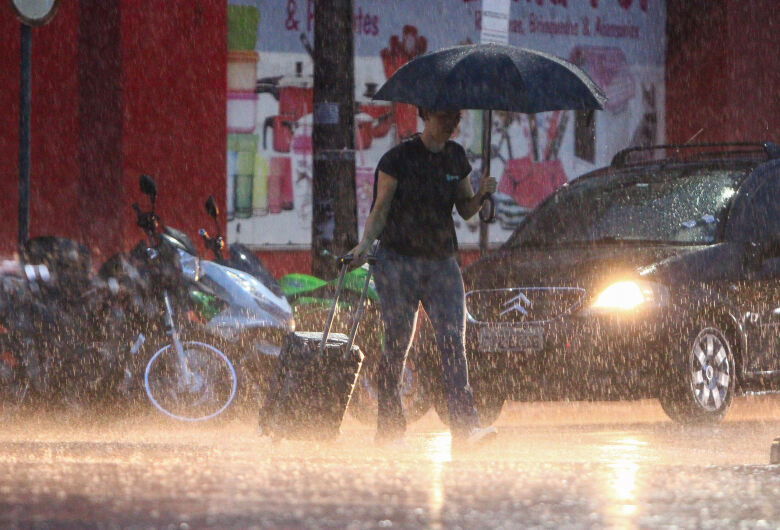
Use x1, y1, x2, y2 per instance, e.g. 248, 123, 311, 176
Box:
372, 134, 472, 259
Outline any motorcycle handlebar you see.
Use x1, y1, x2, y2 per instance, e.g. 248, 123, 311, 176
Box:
199, 228, 225, 257
133, 203, 160, 245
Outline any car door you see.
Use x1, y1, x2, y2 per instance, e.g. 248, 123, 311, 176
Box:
739, 171, 780, 373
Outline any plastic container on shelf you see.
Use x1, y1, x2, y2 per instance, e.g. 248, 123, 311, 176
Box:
227, 5, 260, 51
226, 150, 237, 221
252, 153, 269, 217
227, 133, 258, 219
227, 50, 259, 91
227, 91, 258, 133
268, 157, 291, 214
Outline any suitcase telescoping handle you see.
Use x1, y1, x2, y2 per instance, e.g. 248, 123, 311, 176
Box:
320, 244, 379, 358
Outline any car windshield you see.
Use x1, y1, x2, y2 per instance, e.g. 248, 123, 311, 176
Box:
505, 165, 748, 248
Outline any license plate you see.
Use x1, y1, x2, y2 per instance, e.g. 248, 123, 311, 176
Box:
477, 326, 543, 352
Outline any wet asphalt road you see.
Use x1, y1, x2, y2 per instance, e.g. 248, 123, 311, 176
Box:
0, 396, 778, 529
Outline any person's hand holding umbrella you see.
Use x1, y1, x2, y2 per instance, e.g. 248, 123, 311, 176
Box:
475, 171, 498, 206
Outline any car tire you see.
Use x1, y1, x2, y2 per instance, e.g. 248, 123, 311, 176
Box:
659, 323, 736, 424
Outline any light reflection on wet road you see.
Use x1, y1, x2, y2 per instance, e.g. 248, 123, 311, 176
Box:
0, 396, 778, 529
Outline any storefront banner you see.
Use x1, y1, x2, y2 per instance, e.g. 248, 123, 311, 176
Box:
226, 0, 666, 248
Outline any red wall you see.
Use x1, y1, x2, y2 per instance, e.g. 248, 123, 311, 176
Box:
119, 1, 227, 261
0, 0, 226, 264
666, 0, 780, 144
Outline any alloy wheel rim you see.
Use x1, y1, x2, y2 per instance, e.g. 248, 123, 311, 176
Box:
689, 329, 731, 412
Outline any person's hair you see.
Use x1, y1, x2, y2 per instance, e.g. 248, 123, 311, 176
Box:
418, 107, 462, 120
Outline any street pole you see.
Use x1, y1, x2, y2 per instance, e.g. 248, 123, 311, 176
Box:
12, 0, 61, 249
312, 0, 357, 279
18, 22, 31, 248
479, 109, 491, 255
18, 24, 32, 248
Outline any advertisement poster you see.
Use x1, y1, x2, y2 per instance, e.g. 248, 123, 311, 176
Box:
225, 0, 666, 249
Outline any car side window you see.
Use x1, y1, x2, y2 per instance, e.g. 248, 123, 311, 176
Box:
744, 174, 780, 242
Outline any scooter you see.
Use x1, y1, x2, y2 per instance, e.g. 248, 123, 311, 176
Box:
0, 238, 132, 417
103, 175, 238, 422
193, 196, 295, 402
123, 193, 293, 408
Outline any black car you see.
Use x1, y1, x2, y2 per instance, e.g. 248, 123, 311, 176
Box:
462, 142, 780, 425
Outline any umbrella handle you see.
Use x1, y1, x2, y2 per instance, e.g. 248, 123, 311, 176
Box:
479, 193, 495, 223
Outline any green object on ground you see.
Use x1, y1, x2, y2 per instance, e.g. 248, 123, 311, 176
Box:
279, 273, 329, 297
190, 290, 221, 321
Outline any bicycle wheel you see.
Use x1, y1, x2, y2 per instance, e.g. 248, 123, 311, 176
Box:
144, 341, 237, 422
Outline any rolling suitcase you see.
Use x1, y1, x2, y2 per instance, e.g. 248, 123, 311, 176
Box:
259, 253, 375, 440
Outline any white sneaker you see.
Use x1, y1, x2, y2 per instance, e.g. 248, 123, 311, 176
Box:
455, 426, 497, 449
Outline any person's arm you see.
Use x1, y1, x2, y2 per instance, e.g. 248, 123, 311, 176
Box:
455, 173, 497, 220
349, 170, 397, 258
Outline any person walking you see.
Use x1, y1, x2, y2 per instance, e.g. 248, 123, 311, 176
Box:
349, 107, 498, 448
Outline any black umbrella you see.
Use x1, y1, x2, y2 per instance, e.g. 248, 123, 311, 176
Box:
373, 43, 606, 224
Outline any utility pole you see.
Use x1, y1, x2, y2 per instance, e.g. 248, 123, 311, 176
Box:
312, 0, 356, 278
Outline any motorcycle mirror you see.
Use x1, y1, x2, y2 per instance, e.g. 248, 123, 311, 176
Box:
139, 174, 157, 204
205, 195, 219, 219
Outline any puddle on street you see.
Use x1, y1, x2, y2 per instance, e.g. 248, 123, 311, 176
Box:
0, 397, 778, 528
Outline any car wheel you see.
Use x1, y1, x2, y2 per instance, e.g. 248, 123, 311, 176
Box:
659, 324, 736, 424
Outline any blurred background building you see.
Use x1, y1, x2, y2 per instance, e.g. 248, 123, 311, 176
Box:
0, 0, 777, 276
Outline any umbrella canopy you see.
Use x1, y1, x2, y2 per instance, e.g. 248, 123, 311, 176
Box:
373, 43, 606, 229
373, 43, 606, 113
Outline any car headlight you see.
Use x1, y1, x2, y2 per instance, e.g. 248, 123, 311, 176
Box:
176, 248, 200, 282
591, 280, 667, 311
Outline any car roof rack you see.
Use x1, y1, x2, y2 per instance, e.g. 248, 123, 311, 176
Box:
611, 142, 780, 168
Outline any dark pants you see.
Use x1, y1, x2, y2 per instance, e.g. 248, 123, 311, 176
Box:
372, 247, 480, 440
